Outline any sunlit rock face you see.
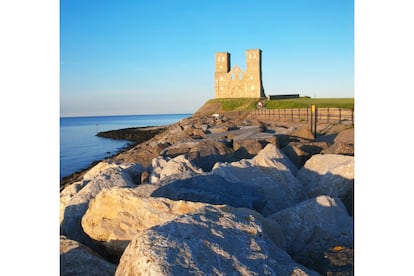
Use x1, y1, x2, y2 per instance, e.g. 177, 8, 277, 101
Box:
81, 187, 208, 259
115, 205, 319, 276
60, 161, 142, 247
150, 154, 204, 184
297, 154, 354, 215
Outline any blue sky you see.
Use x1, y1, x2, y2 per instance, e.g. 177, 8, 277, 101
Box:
60, 0, 354, 117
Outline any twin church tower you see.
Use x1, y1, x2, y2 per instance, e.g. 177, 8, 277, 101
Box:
215, 49, 265, 98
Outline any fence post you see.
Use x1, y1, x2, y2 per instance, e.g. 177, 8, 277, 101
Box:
309, 105, 314, 133
339, 108, 342, 123
327, 107, 330, 123
310, 105, 317, 137
352, 109, 354, 126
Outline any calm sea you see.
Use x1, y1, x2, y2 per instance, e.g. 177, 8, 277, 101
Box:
60, 113, 191, 179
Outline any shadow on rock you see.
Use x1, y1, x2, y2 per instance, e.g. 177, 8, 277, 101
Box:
151, 174, 267, 213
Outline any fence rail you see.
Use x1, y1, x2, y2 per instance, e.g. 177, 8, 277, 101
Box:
249, 107, 354, 125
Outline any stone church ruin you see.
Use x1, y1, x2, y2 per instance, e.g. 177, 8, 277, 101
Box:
215, 49, 265, 99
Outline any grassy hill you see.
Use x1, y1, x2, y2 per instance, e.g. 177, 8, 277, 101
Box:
194, 97, 354, 117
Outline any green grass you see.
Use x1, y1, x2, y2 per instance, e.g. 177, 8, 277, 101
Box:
264, 97, 354, 109
207, 98, 259, 111
194, 97, 354, 118
206, 97, 354, 112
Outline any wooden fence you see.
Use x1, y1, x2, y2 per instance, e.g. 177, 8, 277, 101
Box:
250, 107, 354, 125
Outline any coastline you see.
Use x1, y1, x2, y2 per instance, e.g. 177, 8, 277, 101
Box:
60, 125, 169, 191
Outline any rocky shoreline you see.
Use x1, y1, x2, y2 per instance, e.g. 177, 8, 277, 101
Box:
60, 126, 169, 191
60, 113, 354, 275
96, 125, 168, 143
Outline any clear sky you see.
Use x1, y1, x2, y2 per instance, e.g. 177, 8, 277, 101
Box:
60, 0, 354, 117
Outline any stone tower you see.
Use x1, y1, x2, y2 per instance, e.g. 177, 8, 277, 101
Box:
214, 49, 265, 98
214, 52, 230, 98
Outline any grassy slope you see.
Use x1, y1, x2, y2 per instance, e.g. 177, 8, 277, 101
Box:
194, 97, 354, 116
264, 98, 354, 109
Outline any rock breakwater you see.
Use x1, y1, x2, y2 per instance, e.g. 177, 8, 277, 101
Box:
60, 114, 354, 275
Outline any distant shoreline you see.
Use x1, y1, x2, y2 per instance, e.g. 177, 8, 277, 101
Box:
60, 113, 193, 119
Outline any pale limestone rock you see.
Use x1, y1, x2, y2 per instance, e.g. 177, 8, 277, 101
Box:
297, 154, 354, 200
210, 144, 304, 214
269, 195, 353, 270
60, 236, 116, 276
115, 205, 318, 276
81, 187, 208, 258
251, 143, 298, 175
150, 155, 204, 184
60, 160, 141, 246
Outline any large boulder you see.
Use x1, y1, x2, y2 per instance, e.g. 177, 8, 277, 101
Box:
269, 195, 353, 273
150, 154, 204, 183
60, 161, 141, 247
81, 187, 208, 259
186, 140, 236, 172
211, 144, 304, 215
320, 128, 354, 156
297, 154, 354, 215
250, 143, 299, 175
281, 141, 330, 169
115, 205, 318, 276
151, 145, 302, 216
333, 128, 354, 144
60, 236, 117, 276
162, 140, 234, 172
287, 126, 315, 140
322, 142, 354, 156
232, 138, 266, 158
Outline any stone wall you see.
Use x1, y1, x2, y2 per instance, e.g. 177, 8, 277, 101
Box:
215, 49, 265, 99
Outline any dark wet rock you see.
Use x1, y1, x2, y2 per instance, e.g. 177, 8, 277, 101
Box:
96, 126, 167, 143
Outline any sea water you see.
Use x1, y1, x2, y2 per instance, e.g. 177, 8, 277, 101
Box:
60, 114, 191, 179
